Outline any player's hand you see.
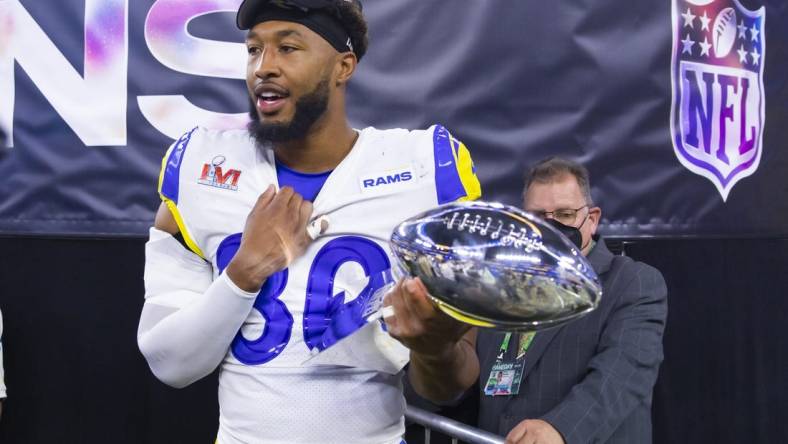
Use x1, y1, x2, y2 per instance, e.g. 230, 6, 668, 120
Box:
382, 277, 470, 356
505, 419, 565, 444
227, 185, 317, 292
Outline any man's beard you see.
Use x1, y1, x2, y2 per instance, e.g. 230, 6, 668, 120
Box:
248, 77, 330, 146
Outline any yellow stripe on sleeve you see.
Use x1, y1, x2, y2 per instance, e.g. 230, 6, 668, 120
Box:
162, 198, 205, 259
452, 139, 482, 202
156, 139, 205, 259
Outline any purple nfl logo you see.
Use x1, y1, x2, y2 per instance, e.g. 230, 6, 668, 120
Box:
671, 0, 765, 201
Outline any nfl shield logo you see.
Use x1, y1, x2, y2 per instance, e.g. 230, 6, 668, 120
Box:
670, 0, 765, 201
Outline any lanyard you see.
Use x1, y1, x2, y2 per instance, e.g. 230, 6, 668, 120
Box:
485, 332, 536, 397
496, 331, 536, 362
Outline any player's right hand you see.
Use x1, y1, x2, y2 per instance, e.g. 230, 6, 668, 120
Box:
383, 277, 472, 356
226, 185, 316, 292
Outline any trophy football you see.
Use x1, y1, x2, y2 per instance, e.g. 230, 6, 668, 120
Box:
390, 201, 602, 332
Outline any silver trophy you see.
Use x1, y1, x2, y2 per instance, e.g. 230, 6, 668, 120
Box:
390, 201, 602, 331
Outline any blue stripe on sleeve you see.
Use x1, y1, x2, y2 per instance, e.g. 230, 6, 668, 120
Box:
160, 127, 197, 204
433, 125, 467, 204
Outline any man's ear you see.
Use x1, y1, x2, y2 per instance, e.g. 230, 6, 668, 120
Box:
588, 206, 602, 234
334, 52, 357, 86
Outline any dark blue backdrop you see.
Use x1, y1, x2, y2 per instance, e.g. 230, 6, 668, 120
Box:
0, 0, 786, 237
0, 3, 787, 444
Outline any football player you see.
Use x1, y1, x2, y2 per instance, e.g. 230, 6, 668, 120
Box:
137, 1, 481, 443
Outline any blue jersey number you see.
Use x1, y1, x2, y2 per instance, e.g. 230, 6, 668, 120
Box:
304, 236, 391, 351
216, 234, 292, 365
216, 234, 390, 365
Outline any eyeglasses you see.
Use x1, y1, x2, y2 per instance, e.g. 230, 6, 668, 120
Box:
531, 205, 588, 225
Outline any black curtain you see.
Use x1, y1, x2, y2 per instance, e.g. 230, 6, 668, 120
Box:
0, 237, 218, 444
629, 238, 788, 444
0, 237, 786, 443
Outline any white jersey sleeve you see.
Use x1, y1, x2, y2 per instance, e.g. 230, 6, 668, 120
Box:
138, 228, 258, 388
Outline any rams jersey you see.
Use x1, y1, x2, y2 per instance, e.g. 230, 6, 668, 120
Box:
157, 125, 481, 444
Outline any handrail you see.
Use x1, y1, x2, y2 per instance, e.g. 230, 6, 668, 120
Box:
405, 405, 505, 444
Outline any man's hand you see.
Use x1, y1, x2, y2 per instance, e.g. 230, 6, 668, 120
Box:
383, 277, 479, 403
383, 277, 470, 356
227, 185, 316, 292
506, 419, 565, 444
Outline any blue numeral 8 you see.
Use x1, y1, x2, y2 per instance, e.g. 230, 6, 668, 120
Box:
216, 234, 293, 365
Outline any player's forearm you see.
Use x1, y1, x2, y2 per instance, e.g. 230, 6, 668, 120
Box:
138, 273, 257, 388
408, 338, 479, 404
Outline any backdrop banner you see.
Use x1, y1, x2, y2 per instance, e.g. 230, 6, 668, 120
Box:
0, 0, 785, 237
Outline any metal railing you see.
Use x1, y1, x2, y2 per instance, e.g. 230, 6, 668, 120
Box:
405, 405, 505, 444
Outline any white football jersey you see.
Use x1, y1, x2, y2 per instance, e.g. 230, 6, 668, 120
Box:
157, 125, 480, 444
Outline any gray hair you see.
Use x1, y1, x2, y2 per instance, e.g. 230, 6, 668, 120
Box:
523, 157, 594, 206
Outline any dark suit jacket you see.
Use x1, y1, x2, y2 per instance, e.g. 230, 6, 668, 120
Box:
476, 238, 667, 444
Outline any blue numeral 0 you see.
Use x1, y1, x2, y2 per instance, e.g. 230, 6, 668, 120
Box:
303, 236, 390, 351
216, 234, 293, 365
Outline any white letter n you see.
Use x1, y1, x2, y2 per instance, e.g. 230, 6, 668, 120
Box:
0, 0, 128, 147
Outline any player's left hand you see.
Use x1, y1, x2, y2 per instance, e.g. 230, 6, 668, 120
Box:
505, 419, 565, 444
382, 277, 470, 356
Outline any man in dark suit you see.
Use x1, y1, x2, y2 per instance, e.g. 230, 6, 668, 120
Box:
386, 157, 667, 444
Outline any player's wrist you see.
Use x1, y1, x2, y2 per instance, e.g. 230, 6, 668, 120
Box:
226, 254, 278, 293
411, 340, 461, 365
220, 271, 262, 299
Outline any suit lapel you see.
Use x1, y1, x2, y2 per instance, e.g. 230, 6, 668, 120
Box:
521, 237, 615, 375
587, 236, 615, 276
521, 325, 564, 376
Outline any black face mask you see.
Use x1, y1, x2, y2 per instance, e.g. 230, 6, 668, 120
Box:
547, 219, 583, 250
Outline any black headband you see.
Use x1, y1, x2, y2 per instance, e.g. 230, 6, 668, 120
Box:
242, 6, 354, 55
